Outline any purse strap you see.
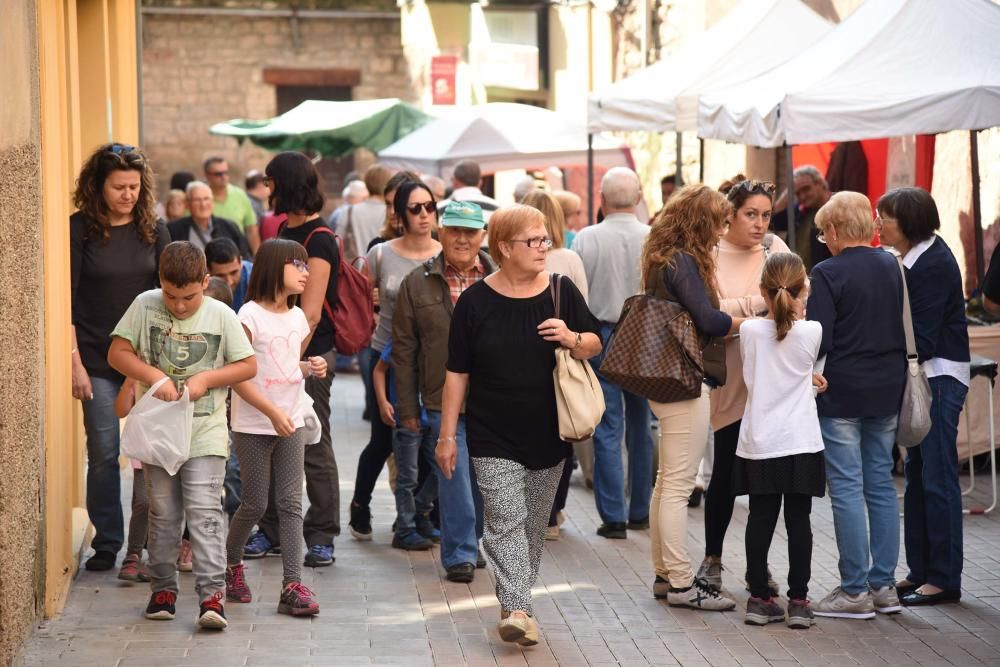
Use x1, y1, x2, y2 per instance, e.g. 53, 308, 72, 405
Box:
549, 273, 562, 318
895, 254, 918, 361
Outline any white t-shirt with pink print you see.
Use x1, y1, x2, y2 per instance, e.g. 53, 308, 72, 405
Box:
230, 300, 311, 435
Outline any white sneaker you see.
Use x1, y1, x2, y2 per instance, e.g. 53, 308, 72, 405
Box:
666, 577, 736, 611
812, 586, 876, 619
871, 585, 902, 614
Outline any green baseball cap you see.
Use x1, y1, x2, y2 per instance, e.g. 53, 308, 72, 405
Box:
440, 201, 486, 229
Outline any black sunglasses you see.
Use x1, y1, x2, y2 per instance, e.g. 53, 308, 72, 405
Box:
106, 143, 144, 166
728, 180, 777, 199
406, 201, 437, 215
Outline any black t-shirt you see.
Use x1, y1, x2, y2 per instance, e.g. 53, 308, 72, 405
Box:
70, 212, 170, 379
447, 275, 600, 470
280, 218, 341, 357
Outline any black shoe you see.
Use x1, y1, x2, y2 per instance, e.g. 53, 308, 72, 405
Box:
476, 549, 487, 569
445, 563, 475, 583
895, 580, 920, 597
901, 588, 961, 606
688, 488, 704, 508
596, 522, 627, 539
349, 502, 373, 541
627, 517, 650, 530
85, 550, 117, 571
392, 530, 433, 551
144, 591, 177, 620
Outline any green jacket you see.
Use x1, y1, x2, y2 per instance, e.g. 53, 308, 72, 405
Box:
391, 250, 496, 421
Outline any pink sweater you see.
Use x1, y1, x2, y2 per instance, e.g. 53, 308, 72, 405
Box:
709, 236, 791, 431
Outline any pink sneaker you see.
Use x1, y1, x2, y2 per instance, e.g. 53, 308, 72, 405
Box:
177, 539, 193, 572
226, 563, 252, 603
278, 581, 320, 616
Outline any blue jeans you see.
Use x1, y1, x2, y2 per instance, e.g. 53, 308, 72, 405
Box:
590, 323, 654, 524
820, 414, 900, 594
83, 374, 125, 554
223, 431, 241, 518
904, 375, 967, 591
393, 424, 438, 533
427, 410, 483, 568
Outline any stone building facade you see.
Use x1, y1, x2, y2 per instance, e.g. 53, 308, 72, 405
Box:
141, 4, 416, 198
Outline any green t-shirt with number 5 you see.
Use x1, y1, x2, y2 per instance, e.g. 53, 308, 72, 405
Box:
111, 289, 255, 459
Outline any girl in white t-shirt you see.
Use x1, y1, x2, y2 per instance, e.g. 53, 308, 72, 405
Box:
734, 253, 827, 630
225, 240, 327, 617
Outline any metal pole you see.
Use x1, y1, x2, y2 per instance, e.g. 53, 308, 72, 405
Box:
587, 133, 595, 225
136, 0, 144, 146
675, 132, 683, 185
698, 137, 705, 184
971, 129, 985, 287
785, 144, 797, 253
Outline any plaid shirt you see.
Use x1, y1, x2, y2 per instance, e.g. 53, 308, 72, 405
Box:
443, 257, 486, 305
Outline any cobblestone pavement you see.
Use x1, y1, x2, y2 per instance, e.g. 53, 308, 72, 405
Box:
18, 373, 1000, 666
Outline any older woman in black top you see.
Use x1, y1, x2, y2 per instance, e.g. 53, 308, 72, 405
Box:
70, 143, 170, 572
438, 205, 600, 647
807, 192, 907, 620
876, 187, 969, 606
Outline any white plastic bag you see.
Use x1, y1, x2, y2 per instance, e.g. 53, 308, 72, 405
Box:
121, 377, 194, 475
297, 383, 321, 446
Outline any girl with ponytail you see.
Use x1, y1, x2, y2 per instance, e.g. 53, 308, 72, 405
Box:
733, 253, 828, 629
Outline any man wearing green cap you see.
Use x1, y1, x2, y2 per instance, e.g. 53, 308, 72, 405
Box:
393, 201, 496, 583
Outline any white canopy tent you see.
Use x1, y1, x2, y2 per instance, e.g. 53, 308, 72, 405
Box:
378, 103, 629, 179
586, 0, 832, 133
698, 0, 1000, 148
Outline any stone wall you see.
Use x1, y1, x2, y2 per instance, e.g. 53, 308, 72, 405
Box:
0, 0, 45, 663
141, 11, 415, 198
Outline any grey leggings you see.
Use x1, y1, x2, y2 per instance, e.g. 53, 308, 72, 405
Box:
473, 457, 563, 615
226, 428, 306, 584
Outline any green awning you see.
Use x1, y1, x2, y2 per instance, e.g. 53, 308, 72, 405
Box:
209, 99, 432, 157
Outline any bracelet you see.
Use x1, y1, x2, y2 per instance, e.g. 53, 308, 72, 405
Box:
571, 332, 582, 350
71, 348, 79, 355
437, 435, 456, 443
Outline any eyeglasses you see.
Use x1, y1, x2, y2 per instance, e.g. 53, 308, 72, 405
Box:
816, 228, 827, 244
406, 201, 437, 215
510, 237, 553, 249
286, 258, 309, 273
727, 179, 777, 200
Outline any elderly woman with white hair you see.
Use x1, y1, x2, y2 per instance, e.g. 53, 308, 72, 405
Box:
806, 192, 907, 620
437, 205, 601, 646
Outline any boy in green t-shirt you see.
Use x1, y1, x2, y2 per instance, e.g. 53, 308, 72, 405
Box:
109, 241, 256, 630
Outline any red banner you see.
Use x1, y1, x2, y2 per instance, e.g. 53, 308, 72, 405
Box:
430, 56, 458, 106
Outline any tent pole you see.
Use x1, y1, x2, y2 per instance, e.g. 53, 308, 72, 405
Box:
675, 132, 683, 185
587, 133, 595, 225
698, 138, 705, 184
785, 144, 797, 253
971, 129, 985, 286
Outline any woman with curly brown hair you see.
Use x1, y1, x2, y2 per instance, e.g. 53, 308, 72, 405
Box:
644, 185, 744, 612
70, 142, 170, 572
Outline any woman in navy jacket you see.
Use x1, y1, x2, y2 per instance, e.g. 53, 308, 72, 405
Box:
877, 187, 970, 606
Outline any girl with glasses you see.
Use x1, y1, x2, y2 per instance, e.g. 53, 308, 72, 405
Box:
226, 239, 328, 616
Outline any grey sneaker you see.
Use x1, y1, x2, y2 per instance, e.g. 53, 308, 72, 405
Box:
744, 596, 785, 626
697, 559, 724, 590
871, 585, 902, 614
812, 586, 876, 619
744, 567, 780, 597
787, 598, 815, 629
667, 577, 736, 611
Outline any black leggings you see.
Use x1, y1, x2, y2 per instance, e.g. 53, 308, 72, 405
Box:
746, 493, 812, 600
704, 420, 740, 557
352, 348, 394, 508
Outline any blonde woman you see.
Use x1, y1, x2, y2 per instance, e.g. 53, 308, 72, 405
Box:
521, 190, 589, 301
438, 205, 601, 645
643, 185, 744, 611
553, 190, 586, 247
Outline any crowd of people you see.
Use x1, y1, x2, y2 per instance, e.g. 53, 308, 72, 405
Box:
71, 141, 970, 641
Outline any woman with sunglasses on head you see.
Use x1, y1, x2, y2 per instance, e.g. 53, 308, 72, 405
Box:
438, 205, 601, 646
697, 176, 791, 594
71, 143, 170, 573
243, 151, 341, 568
348, 180, 442, 545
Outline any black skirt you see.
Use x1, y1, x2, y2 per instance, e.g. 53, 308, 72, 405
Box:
732, 451, 826, 497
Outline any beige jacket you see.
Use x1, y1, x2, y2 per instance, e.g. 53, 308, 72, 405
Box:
710, 235, 791, 431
